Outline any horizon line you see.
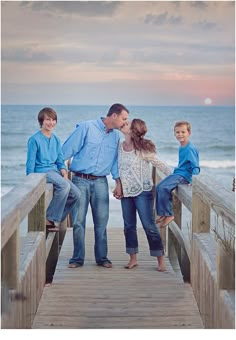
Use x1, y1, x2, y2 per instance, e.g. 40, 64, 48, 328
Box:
1, 104, 235, 108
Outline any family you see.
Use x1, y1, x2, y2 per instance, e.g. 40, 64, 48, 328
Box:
26, 104, 200, 272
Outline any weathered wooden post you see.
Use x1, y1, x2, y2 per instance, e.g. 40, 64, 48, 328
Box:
191, 176, 211, 312
171, 194, 182, 259
172, 193, 190, 281
28, 192, 46, 233
217, 239, 235, 290
1, 210, 20, 292
153, 167, 167, 250
192, 179, 211, 234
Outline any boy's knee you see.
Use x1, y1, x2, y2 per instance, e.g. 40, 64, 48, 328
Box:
156, 182, 165, 192
157, 184, 170, 195
61, 180, 70, 193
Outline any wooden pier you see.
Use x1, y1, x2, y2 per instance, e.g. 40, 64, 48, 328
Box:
1, 170, 235, 329
32, 228, 203, 329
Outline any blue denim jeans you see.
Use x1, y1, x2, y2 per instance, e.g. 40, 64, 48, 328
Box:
46, 170, 81, 223
121, 190, 164, 257
156, 174, 189, 216
69, 176, 110, 265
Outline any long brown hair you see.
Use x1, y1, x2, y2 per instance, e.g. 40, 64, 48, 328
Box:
130, 119, 156, 153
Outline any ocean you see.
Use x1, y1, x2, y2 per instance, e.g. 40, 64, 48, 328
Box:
1, 105, 235, 235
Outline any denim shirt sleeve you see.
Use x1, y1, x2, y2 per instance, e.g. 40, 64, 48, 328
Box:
110, 144, 119, 180
62, 123, 88, 161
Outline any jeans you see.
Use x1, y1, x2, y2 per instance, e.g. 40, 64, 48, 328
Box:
69, 176, 110, 265
156, 174, 189, 216
46, 170, 81, 223
121, 190, 164, 257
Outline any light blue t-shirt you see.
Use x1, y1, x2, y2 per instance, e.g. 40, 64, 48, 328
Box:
62, 118, 120, 180
26, 130, 66, 175
173, 141, 200, 183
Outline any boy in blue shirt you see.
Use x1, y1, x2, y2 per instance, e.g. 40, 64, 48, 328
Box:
26, 107, 81, 231
156, 121, 200, 228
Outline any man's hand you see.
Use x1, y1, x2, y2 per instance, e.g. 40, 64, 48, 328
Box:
113, 178, 123, 200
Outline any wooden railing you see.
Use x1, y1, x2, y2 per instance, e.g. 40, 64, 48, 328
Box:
2, 169, 235, 329
153, 166, 235, 329
1, 173, 67, 329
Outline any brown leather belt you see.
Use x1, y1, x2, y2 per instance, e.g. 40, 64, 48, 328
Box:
74, 172, 105, 180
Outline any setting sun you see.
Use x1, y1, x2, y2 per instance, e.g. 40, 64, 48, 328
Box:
204, 97, 212, 105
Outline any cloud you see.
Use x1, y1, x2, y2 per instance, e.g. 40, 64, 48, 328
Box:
1, 0, 235, 105
144, 11, 183, 26
2, 47, 52, 63
21, 1, 121, 17
190, 1, 209, 10
144, 11, 168, 25
192, 20, 218, 30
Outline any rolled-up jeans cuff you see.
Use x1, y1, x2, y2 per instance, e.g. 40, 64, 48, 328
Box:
126, 247, 138, 255
150, 249, 164, 257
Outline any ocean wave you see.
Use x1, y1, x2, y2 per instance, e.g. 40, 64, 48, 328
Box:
1, 163, 26, 169
1, 145, 27, 151
167, 160, 235, 169
206, 145, 234, 152
200, 160, 235, 169
1, 186, 14, 197
158, 146, 177, 152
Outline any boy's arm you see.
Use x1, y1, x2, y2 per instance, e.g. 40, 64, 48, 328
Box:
55, 140, 67, 170
57, 150, 68, 178
188, 148, 200, 175
54, 136, 68, 177
26, 138, 37, 175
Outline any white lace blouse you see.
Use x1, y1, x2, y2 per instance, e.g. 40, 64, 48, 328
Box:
118, 142, 171, 197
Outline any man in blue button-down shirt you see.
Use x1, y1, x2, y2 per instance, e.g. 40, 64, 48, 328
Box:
62, 103, 129, 268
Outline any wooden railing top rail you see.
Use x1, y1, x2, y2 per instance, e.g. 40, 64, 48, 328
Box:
1, 173, 46, 249
192, 175, 235, 228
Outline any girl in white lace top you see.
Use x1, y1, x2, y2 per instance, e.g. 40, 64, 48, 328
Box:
118, 119, 170, 271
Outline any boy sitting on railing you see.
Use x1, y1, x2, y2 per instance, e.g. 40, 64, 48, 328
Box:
26, 107, 81, 231
156, 121, 200, 228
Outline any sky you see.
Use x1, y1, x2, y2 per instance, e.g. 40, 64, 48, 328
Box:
1, 0, 235, 106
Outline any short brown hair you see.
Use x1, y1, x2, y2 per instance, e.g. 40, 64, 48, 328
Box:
107, 103, 129, 117
38, 107, 57, 127
174, 121, 191, 133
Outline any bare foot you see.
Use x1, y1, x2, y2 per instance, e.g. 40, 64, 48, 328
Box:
157, 267, 166, 272
124, 261, 138, 269
156, 216, 165, 224
160, 216, 174, 228
157, 255, 166, 271
46, 220, 54, 226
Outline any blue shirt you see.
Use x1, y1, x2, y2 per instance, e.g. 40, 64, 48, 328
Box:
62, 118, 120, 180
173, 141, 200, 183
26, 131, 66, 175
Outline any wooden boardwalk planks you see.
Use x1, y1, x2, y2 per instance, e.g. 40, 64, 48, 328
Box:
33, 228, 203, 329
